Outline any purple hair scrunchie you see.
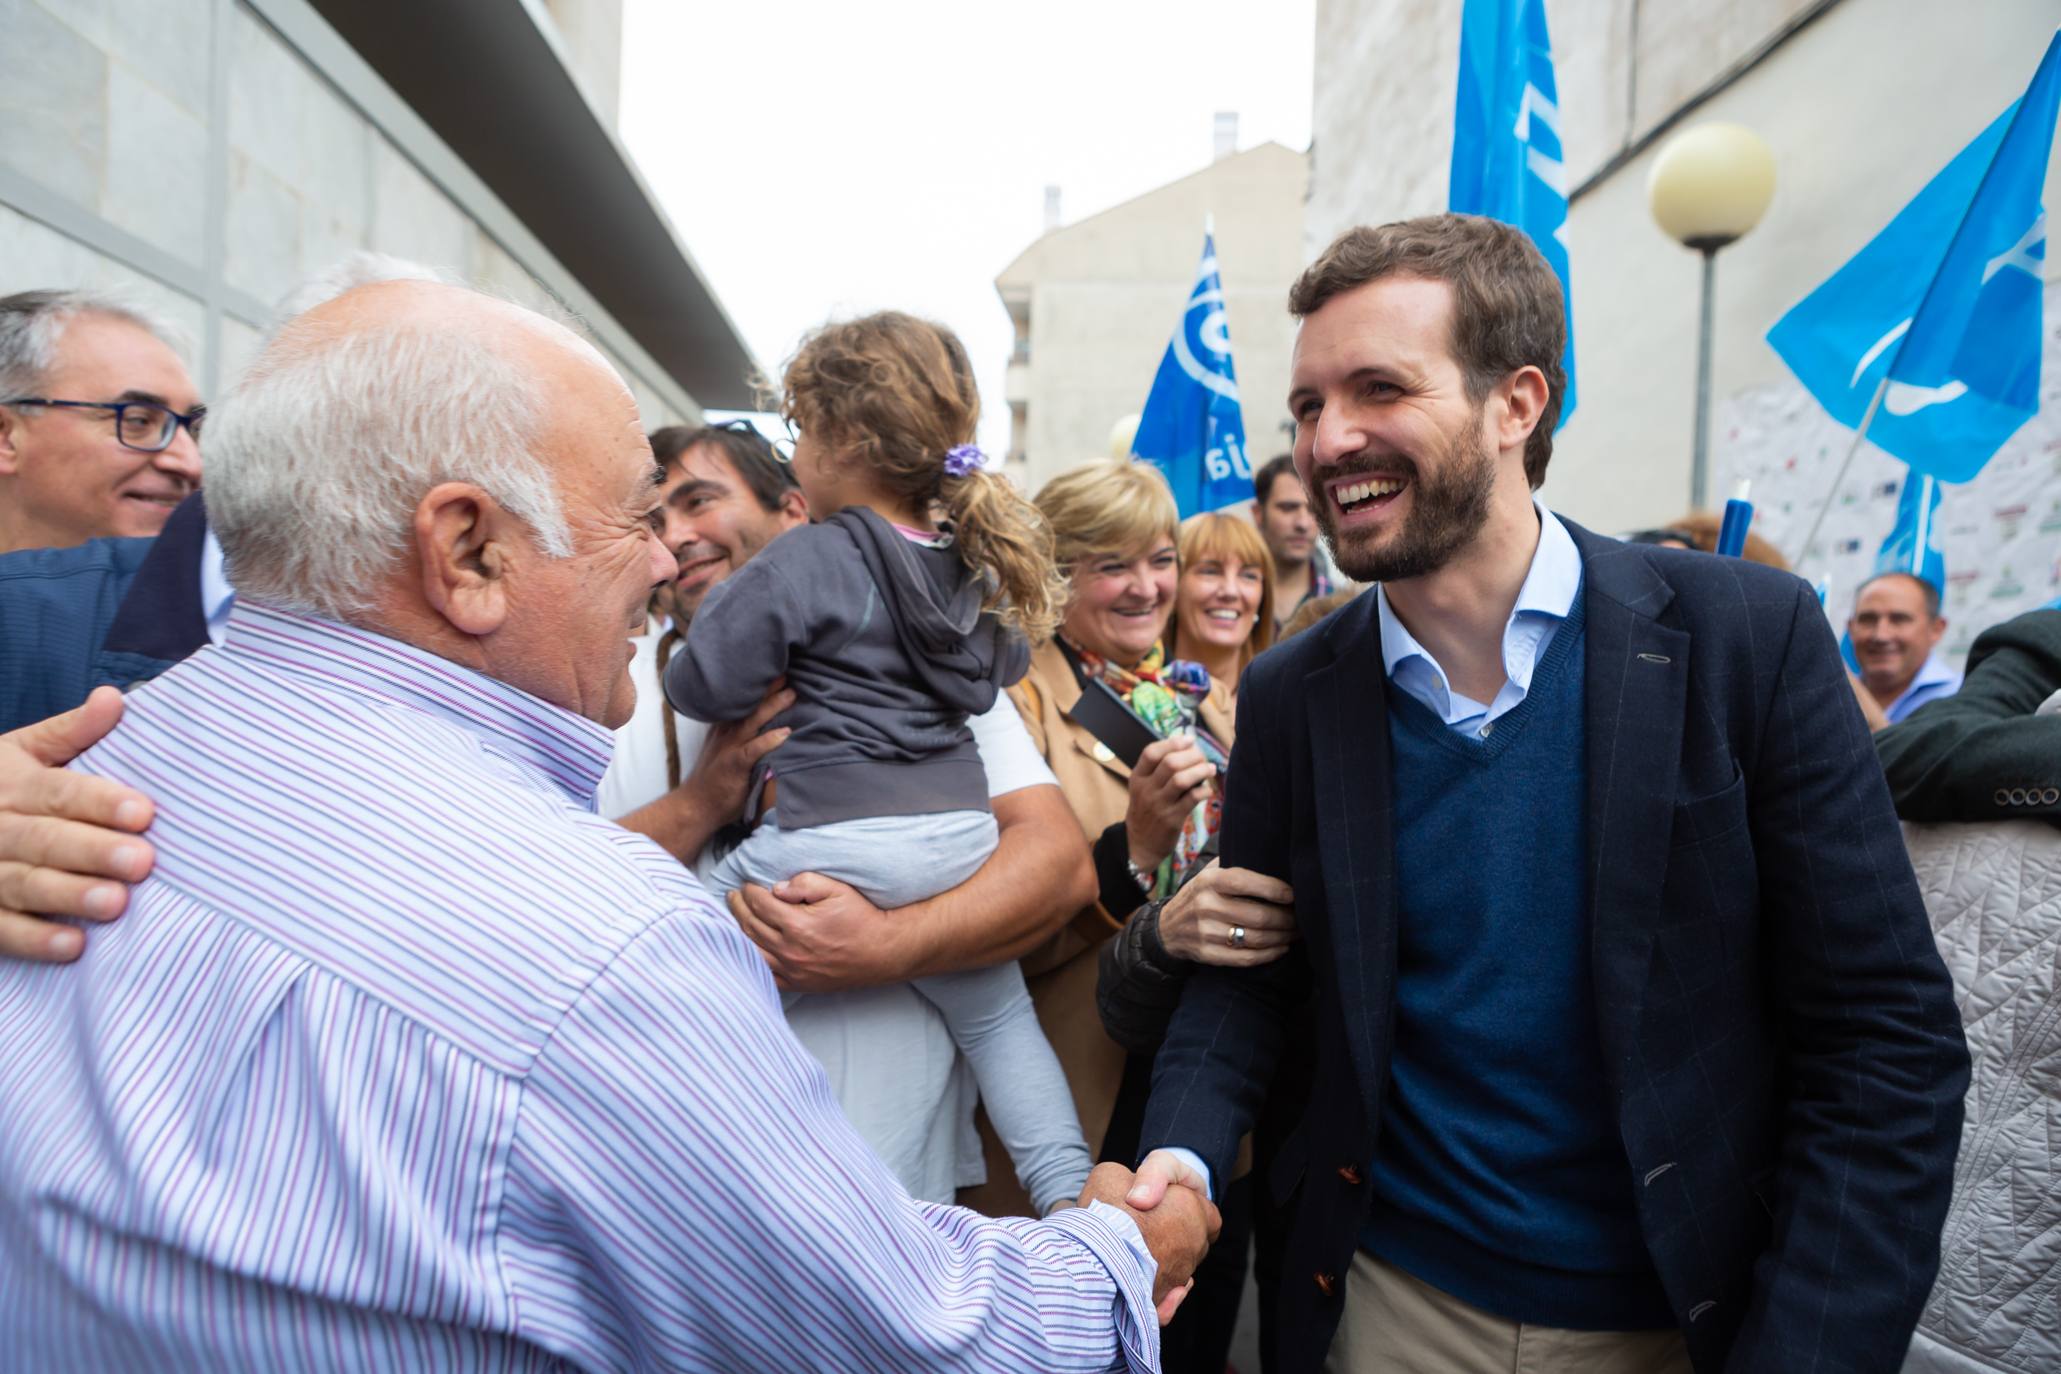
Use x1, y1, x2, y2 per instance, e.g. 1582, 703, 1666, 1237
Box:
943, 444, 986, 478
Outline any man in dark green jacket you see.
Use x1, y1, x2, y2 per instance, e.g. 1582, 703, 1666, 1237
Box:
1876, 606, 2061, 826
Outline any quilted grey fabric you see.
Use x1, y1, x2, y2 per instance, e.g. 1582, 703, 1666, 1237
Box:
1902, 820, 2061, 1373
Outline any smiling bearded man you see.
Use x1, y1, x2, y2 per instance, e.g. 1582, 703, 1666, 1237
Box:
1311, 395, 1494, 586
1122, 213, 1970, 1374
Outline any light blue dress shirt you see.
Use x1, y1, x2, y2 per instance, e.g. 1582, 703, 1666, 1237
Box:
197, 527, 234, 645
1885, 652, 1962, 724
1375, 501, 1583, 738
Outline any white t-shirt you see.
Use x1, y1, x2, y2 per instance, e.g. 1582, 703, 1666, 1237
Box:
597, 622, 1054, 820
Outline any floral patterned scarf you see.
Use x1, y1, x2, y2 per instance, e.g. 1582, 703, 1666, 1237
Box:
1067, 638, 1229, 898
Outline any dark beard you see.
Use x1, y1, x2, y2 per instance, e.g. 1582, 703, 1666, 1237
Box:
1315, 410, 1496, 584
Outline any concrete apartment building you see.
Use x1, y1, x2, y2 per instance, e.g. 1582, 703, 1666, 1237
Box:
0, 0, 754, 423
1310, 0, 2061, 646
994, 139, 1309, 495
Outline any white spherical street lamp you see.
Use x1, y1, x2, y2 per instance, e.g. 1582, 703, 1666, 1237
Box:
1648, 123, 1776, 508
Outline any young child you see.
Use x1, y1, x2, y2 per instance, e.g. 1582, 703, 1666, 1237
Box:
664, 312, 1091, 1215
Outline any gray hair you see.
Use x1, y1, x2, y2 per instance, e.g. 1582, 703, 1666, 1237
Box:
205, 288, 583, 623
268, 252, 454, 337
0, 289, 185, 398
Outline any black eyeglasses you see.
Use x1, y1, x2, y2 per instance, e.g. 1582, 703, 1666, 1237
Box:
717, 417, 796, 463
2, 397, 206, 453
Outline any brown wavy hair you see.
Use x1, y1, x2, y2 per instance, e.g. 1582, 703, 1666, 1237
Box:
1667, 508, 1791, 570
782, 312, 1066, 642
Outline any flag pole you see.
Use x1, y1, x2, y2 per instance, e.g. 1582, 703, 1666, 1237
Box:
1795, 375, 1890, 569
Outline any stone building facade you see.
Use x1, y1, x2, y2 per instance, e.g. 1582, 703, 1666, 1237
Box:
0, 0, 750, 421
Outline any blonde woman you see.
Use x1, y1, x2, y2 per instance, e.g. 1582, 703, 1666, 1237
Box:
1166, 511, 1277, 712
973, 462, 1294, 1369
955, 462, 1229, 1219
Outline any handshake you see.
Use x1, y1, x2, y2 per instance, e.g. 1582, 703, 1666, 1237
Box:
1073, 1152, 1220, 1325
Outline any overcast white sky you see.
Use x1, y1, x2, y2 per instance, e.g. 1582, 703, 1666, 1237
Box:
618, 0, 1314, 457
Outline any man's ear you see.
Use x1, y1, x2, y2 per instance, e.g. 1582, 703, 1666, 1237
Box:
415, 482, 512, 637
1497, 366, 1550, 457
777, 486, 810, 529
0, 407, 23, 477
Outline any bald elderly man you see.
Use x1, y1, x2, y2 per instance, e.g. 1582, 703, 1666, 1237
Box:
0, 280, 1212, 1371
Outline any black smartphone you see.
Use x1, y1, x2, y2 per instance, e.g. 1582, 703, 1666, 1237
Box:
1070, 677, 1161, 769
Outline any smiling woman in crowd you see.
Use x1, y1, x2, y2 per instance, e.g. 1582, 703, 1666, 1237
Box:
959, 462, 1230, 1211
1165, 511, 1276, 714
956, 458, 1270, 1371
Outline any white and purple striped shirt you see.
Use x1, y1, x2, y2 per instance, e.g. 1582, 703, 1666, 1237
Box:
0, 601, 1159, 1372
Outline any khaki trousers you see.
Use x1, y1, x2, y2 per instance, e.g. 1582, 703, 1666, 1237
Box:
1322, 1250, 1693, 1374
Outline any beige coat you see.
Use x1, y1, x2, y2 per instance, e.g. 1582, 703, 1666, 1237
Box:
958, 639, 1234, 1217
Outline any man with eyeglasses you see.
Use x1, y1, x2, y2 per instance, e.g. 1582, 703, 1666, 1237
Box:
0, 290, 203, 554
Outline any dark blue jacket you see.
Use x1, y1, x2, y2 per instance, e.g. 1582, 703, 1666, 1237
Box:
1141, 520, 1970, 1374
0, 494, 212, 733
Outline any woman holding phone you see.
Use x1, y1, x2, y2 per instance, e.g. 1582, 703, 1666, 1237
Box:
960, 459, 1277, 1373
960, 461, 1226, 1208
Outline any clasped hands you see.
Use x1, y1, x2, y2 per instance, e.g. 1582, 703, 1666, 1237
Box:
1073, 1155, 1219, 1325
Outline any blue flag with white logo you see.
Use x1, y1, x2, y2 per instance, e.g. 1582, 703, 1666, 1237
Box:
1768, 28, 2059, 484
1449, 0, 1576, 425
1131, 231, 1251, 517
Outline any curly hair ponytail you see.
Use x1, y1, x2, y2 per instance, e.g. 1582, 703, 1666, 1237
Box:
938, 465, 1067, 643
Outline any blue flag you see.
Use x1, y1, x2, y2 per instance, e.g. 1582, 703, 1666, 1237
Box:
1131, 232, 1251, 517
1874, 471, 1947, 607
1768, 28, 2059, 483
1450, 0, 1576, 425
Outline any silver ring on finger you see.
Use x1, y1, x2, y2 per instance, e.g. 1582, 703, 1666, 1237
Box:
1229, 924, 1247, 949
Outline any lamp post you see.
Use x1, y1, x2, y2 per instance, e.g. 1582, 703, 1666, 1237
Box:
1646, 123, 1776, 510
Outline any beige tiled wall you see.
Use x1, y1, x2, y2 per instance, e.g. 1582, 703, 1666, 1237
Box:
0, 0, 686, 430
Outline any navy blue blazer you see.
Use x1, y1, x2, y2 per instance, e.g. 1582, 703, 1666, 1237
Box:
1140, 520, 1969, 1373
0, 493, 211, 733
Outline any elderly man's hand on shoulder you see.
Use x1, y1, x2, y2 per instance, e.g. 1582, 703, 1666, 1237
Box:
0, 688, 155, 962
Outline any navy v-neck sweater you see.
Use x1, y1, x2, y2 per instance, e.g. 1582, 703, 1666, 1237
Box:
1359, 595, 1675, 1330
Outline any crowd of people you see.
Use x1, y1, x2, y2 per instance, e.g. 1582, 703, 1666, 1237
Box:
0, 212, 2052, 1374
